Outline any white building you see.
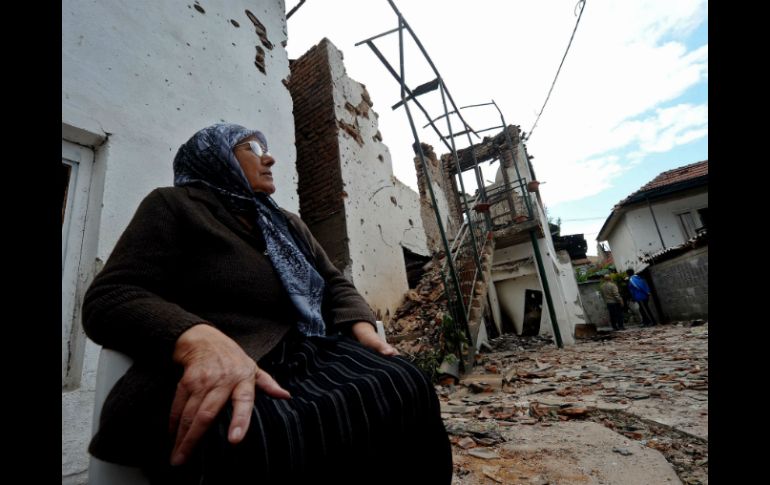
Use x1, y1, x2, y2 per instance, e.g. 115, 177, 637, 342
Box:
63, 2, 298, 482
484, 132, 583, 346
597, 160, 708, 273
417, 126, 585, 347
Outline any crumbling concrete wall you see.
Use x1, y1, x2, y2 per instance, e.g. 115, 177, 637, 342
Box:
556, 250, 587, 330
491, 241, 576, 345
496, 273, 540, 335
62, 1, 295, 483
290, 38, 428, 321
414, 143, 462, 253
578, 280, 612, 328
479, 125, 576, 344
394, 178, 430, 256
648, 246, 708, 321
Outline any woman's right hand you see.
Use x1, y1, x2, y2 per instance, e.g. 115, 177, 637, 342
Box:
168, 323, 291, 466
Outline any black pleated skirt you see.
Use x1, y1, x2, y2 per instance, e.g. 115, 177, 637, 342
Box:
151, 332, 453, 484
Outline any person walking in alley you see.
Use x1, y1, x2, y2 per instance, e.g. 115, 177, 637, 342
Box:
626, 269, 657, 327
83, 123, 452, 484
600, 274, 625, 330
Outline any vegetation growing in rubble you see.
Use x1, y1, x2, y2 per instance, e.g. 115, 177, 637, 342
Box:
403, 313, 468, 384
440, 313, 467, 362
408, 348, 441, 383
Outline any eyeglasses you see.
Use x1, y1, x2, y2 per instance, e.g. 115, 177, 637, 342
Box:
234, 140, 270, 158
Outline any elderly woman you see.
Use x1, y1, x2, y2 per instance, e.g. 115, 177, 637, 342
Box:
83, 123, 452, 484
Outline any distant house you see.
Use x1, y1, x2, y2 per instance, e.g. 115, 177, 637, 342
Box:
597, 160, 708, 273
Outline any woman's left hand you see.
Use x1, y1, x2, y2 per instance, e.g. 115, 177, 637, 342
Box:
351, 321, 399, 356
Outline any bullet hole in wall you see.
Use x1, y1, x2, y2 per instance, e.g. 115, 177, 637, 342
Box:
193, 3, 205, 14
245, 9, 274, 50
254, 46, 266, 74
231, 19, 240, 27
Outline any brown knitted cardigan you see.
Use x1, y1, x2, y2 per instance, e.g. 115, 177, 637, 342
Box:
82, 184, 376, 466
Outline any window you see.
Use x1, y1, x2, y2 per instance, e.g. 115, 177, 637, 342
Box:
676, 211, 697, 240
62, 139, 95, 388
697, 207, 708, 232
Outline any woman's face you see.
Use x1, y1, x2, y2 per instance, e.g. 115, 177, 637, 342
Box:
233, 135, 276, 194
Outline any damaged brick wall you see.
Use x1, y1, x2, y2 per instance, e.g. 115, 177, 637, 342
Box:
414, 143, 462, 253
288, 41, 349, 270
290, 38, 428, 321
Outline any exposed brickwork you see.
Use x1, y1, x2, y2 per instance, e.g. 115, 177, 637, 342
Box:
413, 143, 462, 252
288, 40, 349, 270
337, 119, 364, 146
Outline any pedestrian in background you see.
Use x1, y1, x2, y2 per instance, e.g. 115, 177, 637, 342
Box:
600, 274, 625, 330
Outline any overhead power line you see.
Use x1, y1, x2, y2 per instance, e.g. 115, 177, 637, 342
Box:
562, 216, 607, 221
525, 0, 587, 142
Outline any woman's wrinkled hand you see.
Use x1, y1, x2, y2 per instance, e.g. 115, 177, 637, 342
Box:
351, 321, 399, 356
168, 323, 291, 466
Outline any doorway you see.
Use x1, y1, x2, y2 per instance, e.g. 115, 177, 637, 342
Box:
522, 289, 543, 336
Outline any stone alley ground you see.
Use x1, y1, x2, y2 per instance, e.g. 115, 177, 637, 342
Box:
433, 322, 708, 485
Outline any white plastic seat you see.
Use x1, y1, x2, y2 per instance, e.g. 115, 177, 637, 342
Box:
88, 348, 149, 485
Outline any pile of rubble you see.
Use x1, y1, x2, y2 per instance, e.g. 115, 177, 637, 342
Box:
386, 259, 449, 356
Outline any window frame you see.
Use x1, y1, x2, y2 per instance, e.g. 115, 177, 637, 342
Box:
62, 139, 95, 387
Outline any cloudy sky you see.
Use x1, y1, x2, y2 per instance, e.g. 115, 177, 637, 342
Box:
285, 0, 708, 254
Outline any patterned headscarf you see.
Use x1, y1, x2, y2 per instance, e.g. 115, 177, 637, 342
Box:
173, 123, 326, 337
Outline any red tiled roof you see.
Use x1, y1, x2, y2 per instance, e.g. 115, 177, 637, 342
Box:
616, 160, 708, 208
636, 160, 708, 192
597, 160, 708, 241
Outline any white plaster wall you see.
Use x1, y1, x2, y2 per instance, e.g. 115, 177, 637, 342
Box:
491, 243, 537, 335
606, 190, 708, 272
486, 274, 503, 334
514, 142, 536, 184
534, 237, 576, 345
487, 172, 577, 344
607, 213, 639, 272
62, 1, 294, 481
556, 250, 587, 329
496, 274, 539, 335
431, 180, 456, 238
324, 41, 425, 320
394, 178, 430, 256
493, 246, 575, 345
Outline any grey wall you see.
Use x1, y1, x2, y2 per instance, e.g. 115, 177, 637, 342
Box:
577, 280, 610, 328
648, 246, 708, 321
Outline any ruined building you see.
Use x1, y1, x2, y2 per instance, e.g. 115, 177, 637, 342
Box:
411, 126, 585, 348
288, 39, 429, 322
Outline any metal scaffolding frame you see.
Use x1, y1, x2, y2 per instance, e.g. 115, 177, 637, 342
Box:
445, 100, 564, 348
356, 0, 563, 357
